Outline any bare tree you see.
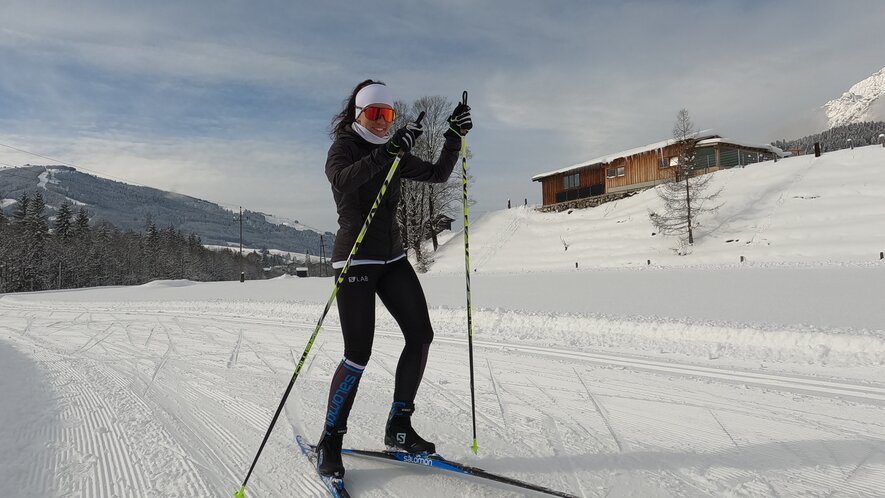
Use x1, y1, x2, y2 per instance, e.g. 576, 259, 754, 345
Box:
649, 109, 722, 250
394, 95, 471, 271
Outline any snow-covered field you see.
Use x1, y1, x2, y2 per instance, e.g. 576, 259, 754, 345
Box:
2, 145, 885, 497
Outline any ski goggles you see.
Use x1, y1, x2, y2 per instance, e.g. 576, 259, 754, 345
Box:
358, 106, 396, 122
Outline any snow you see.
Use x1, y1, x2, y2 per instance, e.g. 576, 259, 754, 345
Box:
823, 66, 885, 128
263, 213, 317, 232
2, 146, 885, 497
37, 170, 50, 189
695, 137, 786, 157
442, 145, 885, 272
1, 198, 16, 209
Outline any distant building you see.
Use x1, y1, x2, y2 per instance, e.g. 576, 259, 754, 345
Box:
295, 267, 309, 277
430, 214, 454, 235
532, 131, 786, 208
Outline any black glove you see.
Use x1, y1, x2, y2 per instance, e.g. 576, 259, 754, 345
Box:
444, 103, 473, 139
386, 121, 424, 156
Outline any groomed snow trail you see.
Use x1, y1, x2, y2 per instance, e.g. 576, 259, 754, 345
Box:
1, 275, 884, 497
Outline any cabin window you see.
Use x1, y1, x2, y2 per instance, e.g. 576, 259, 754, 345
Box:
563, 173, 580, 189
607, 167, 625, 178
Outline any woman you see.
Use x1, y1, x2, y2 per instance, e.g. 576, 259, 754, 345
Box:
316, 80, 472, 478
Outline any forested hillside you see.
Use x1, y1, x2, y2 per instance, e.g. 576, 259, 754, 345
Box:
0, 165, 333, 255
774, 121, 885, 154
0, 192, 295, 293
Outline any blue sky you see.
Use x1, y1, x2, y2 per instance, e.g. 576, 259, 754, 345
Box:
1, 0, 883, 231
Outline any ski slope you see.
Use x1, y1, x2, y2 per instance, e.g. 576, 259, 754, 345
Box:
2, 145, 885, 497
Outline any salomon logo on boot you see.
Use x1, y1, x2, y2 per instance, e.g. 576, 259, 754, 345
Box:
385, 402, 436, 454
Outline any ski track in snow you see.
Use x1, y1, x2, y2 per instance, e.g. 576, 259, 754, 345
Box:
2, 294, 885, 497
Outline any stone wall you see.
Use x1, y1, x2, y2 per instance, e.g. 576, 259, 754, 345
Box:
537, 189, 645, 213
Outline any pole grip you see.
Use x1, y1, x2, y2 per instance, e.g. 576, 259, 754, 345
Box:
396, 111, 426, 157
460, 91, 468, 135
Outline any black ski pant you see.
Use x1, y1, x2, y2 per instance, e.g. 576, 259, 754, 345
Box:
322, 258, 433, 431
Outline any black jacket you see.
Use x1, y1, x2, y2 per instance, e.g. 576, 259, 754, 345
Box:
326, 125, 461, 263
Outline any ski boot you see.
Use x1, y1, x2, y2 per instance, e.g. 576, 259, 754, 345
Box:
384, 401, 436, 454
316, 426, 346, 478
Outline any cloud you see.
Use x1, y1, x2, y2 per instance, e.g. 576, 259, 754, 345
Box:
1, 0, 884, 230
1, 131, 336, 228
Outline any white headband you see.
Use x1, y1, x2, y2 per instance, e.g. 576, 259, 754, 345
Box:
354, 84, 394, 115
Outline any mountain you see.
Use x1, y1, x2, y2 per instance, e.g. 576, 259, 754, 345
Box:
0, 165, 334, 255
822, 66, 885, 128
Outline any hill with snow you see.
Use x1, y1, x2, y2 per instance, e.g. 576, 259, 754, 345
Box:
823, 66, 885, 128
0, 165, 333, 254
429, 144, 885, 273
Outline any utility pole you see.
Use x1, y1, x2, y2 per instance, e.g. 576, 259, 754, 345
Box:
319, 234, 326, 277
239, 206, 245, 283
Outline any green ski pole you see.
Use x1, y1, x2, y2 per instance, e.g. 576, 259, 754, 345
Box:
234, 112, 425, 498
457, 91, 479, 454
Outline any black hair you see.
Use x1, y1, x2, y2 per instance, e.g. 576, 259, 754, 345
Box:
330, 79, 386, 139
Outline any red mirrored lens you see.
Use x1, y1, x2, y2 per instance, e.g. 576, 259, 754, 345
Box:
362, 107, 395, 122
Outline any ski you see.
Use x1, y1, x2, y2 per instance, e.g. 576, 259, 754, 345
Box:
340, 447, 577, 498
295, 435, 351, 498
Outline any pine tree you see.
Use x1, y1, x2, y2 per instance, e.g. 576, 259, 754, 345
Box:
25, 191, 49, 240
73, 207, 91, 235
54, 201, 74, 238
13, 192, 30, 222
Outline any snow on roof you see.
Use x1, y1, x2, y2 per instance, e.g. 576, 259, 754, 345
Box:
532, 130, 791, 180
532, 129, 719, 181
696, 138, 788, 157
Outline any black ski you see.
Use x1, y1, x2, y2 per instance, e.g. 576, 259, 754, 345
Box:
295, 435, 351, 498
340, 447, 577, 498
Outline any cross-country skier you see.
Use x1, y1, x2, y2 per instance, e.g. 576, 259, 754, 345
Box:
315, 80, 473, 479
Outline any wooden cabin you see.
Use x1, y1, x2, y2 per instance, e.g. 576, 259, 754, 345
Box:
532, 131, 786, 207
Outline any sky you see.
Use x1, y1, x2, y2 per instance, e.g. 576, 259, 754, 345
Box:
0, 0, 883, 232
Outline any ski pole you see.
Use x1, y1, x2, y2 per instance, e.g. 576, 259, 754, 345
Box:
235, 112, 425, 498
458, 91, 479, 454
